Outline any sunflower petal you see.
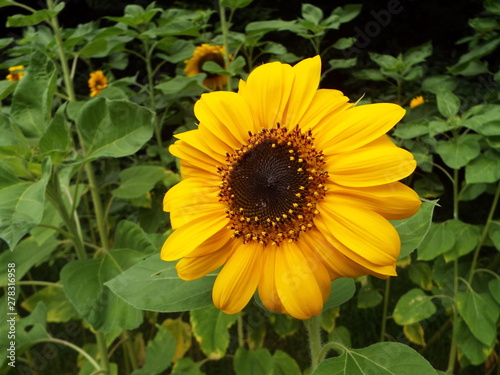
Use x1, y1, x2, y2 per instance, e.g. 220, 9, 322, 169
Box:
327, 182, 421, 220
322, 103, 405, 154
282, 56, 321, 128
161, 213, 229, 261
239, 62, 293, 129
176, 240, 235, 280
212, 242, 264, 314
275, 241, 325, 319
196, 91, 255, 146
317, 199, 400, 271
258, 248, 287, 314
326, 145, 417, 187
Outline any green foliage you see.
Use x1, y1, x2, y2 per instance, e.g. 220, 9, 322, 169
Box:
1, 0, 499, 374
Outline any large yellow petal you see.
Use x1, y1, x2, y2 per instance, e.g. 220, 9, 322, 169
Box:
258, 248, 287, 314
326, 145, 417, 187
239, 61, 293, 129
321, 103, 405, 154
326, 182, 421, 220
281, 56, 321, 128
301, 229, 366, 278
163, 177, 218, 212
170, 141, 219, 176
175, 129, 227, 165
161, 212, 229, 261
317, 199, 400, 269
212, 242, 264, 314
195, 91, 255, 146
275, 241, 325, 319
176, 239, 236, 280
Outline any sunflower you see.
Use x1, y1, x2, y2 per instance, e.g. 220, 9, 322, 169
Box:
162, 56, 421, 320
88, 70, 108, 97
6, 65, 25, 81
184, 44, 228, 90
409, 95, 425, 108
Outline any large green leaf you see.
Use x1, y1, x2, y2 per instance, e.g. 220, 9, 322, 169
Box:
114, 220, 158, 255
435, 135, 481, 169
417, 220, 457, 261
436, 89, 460, 118
456, 290, 498, 345
10, 49, 57, 138
323, 278, 355, 310
40, 105, 71, 160
465, 150, 500, 184
60, 249, 145, 332
132, 325, 176, 375
454, 317, 495, 365
313, 342, 437, 375
442, 221, 480, 262
234, 348, 273, 375
105, 255, 216, 312
0, 158, 52, 249
190, 305, 238, 359
392, 200, 436, 259
393, 288, 436, 325
112, 166, 167, 199
272, 350, 301, 375
20, 286, 79, 323
76, 97, 154, 160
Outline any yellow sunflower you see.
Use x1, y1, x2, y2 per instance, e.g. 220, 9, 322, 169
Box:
409, 95, 425, 108
184, 44, 228, 90
88, 70, 108, 97
6, 65, 25, 81
162, 56, 421, 320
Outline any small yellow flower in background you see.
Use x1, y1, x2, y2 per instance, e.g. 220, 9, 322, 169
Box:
6, 65, 25, 81
184, 44, 228, 90
409, 95, 425, 108
88, 70, 108, 97
162, 56, 421, 320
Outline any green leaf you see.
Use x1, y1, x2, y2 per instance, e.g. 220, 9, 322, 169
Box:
171, 358, 205, 375
465, 150, 500, 184
435, 135, 481, 169
488, 278, 500, 305
0, 237, 59, 284
489, 220, 500, 251
436, 89, 460, 118
422, 75, 458, 94
448, 38, 500, 75
442, 221, 480, 262
352, 69, 387, 81
458, 183, 487, 201
112, 166, 166, 199
7, 9, 59, 27
417, 220, 457, 261
393, 288, 436, 325
105, 255, 216, 312
10, 49, 56, 138
485, 0, 500, 14
302, 3, 323, 24
114, 220, 157, 255
156, 75, 206, 100
190, 305, 238, 359
132, 325, 176, 375
0, 158, 52, 249
323, 278, 355, 310
313, 342, 437, 375
404, 323, 426, 346
328, 325, 351, 348
272, 350, 301, 375
356, 283, 383, 308
11, 301, 50, 351
60, 249, 144, 332
39, 104, 71, 161
20, 286, 79, 323
77, 97, 154, 160
408, 262, 433, 291
368, 53, 400, 71
220, 0, 254, 9
454, 317, 495, 365
394, 119, 429, 139
328, 58, 357, 70
403, 41, 432, 67
392, 200, 436, 259
0, 79, 17, 100
456, 290, 499, 345
234, 348, 273, 375
428, 120, 455, 137
331, 37, 355, 50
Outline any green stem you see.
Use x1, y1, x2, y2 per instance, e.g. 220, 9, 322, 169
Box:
237, 314, 245, 348
84, 162, 109, 250
46, 0, 76, 102
468, 181, 500, 284
452, 168, 459, 220
95, 332, 110, 373
34, 338, 101, 372
122, 331, 138, 370
218, 0, 232, 91
380, 277, 391, 342
446, 261, 459, 374
0, 280, 62, 288
317, 341, 346, 361
143, 40, 162, 148
304, 315, 322, 372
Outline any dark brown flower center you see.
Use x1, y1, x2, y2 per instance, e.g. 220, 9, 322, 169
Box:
197, 52, 225, 78
218, 126, 328, 246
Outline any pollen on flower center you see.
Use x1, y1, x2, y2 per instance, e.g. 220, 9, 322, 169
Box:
218, 125, 328, 246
